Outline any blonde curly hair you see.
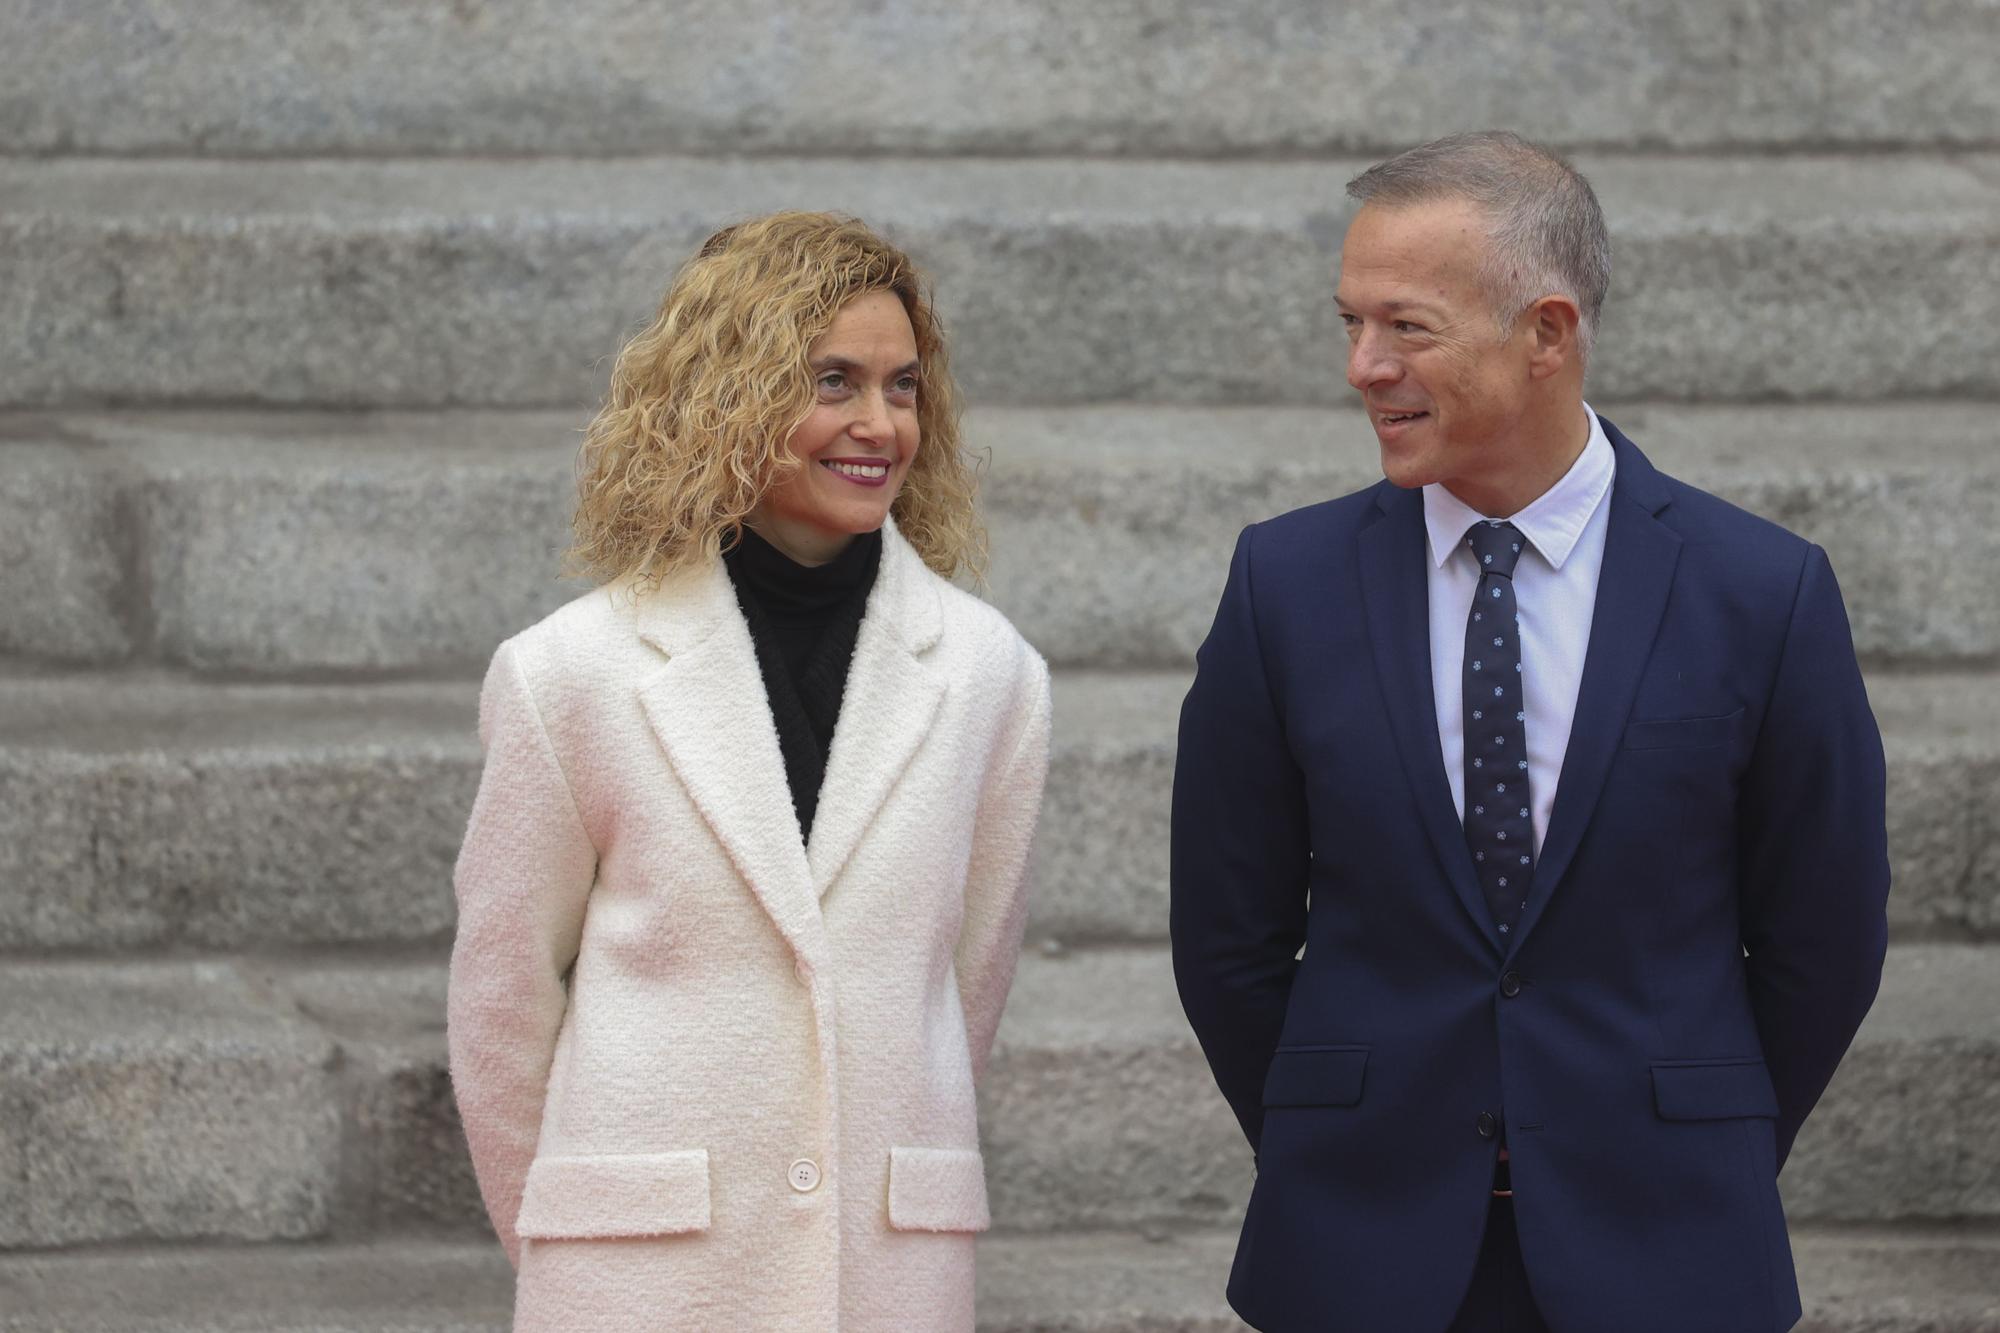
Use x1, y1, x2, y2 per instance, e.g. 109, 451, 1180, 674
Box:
569, 211, 985, 586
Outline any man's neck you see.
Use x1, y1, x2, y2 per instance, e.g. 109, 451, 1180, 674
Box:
1441, 400, 1592, 519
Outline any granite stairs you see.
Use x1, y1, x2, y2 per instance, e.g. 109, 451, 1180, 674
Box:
3, 2, 1998, 1328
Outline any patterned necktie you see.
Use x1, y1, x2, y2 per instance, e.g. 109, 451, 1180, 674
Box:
1462, 520, 1533, 937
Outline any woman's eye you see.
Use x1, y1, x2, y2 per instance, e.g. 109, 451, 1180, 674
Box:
894, 376, 920, 395
817, 372, 847, 392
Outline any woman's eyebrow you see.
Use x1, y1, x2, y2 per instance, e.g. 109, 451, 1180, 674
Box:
809, 355, 922, 377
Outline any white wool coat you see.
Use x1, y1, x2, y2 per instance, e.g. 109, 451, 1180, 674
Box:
447, 522, 1051, 1332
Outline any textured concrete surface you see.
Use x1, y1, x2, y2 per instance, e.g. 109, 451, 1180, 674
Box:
0, 947, 1980, 1245
0, 438, 131, 664
0, 678, 475, 951
1784, 946, 2000, 1223
3, 1229, 1992, 1331
1, 671, 1991, 953
0, 963, 342, 1247
4, 156, 1997, 407
2, 403, 1996, 672
4, 0, 1997, 157
0, 1240, 512, 1333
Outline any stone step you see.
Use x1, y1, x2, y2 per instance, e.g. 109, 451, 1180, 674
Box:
0, 947, 1990, 1249
7, 403, 1998, 673
5, 0, 1996, 159
3, 1228, 1995, 1332
0, 671, 1991, 955
3, 155, 1996, 408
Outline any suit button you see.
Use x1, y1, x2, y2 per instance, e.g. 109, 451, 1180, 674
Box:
1477, 1112, 1497, 1140
1499, 971, 1524, 999
789, 1159, 821, 1193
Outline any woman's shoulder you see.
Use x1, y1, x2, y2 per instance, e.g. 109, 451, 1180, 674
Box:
491, 576, 647, 690
924, 573, 1050, 712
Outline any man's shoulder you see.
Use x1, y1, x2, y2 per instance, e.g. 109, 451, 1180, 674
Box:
1242, 480, 1395, 561
1610, 421, 1818, 583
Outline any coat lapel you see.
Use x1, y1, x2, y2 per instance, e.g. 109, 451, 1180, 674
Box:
1357, 485, 1501, 955
805, 520, 946, 898
1509, 427, 1681, 958
633, 561, 826, 967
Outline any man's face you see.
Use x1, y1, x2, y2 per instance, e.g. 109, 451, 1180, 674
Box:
1336, 199, 1536, 493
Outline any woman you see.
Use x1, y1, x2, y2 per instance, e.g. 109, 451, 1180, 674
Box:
448, 212, 1051, 1331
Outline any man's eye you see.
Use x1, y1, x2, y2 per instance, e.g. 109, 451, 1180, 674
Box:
1393, 321, 1424, 334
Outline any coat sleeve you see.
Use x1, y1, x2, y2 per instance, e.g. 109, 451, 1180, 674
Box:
1170, 523, 1311, 1154
955, 645, 1052, 1086
447, 638, 598, 1267
1737, 543, 1890, 1169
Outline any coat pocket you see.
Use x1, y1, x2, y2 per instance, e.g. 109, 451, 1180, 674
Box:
887, 1146, 991, 1233
1651, 1059, 1780, 1121
1262, 1045, 1370, 1108
1622, 708, 1744, 751
515, 1149, 711, 1239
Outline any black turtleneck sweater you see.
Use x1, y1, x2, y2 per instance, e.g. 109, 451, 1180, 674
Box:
722, 526, 882, 841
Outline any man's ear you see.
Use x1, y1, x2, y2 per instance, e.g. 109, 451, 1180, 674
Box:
1524, 294, 1583, 380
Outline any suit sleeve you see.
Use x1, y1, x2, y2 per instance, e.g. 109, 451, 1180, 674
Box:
1737, 544, 1890, 1169
447, 639, 598, 1267
1171, 524, 1311, 1153
955, 644, 1052, 1085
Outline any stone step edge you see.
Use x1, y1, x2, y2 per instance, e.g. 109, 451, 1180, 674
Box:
2, 665, 1991, 748
6, 400, 2000, 462
0, 1226, 1994, 1330
0, 943, 1989, 1052
6, 151, 2000, 220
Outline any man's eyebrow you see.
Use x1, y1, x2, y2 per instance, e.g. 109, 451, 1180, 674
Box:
1336, 295, 1442, 319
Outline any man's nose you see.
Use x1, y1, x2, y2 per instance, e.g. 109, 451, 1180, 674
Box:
1346, 329, 1401, 392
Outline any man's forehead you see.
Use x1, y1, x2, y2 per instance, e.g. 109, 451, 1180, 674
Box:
1337, 200, 1490, 303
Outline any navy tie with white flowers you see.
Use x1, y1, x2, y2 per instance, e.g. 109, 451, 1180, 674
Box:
1462, 520, 1534, 938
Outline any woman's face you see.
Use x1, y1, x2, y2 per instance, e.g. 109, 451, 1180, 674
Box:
748, 289, 922, 565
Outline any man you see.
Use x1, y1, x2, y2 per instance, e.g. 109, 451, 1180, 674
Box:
1169, 132, 1889, 1333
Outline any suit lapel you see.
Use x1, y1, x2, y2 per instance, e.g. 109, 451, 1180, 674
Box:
1509, 427, 1681, 958
806, 520, 946, 898
634, 561, 826, 967
1357, 485, 1501, 955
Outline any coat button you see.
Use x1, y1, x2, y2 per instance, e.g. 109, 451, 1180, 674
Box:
1499, 971, 1524, 999
788, 1159, 821, 1193
1477, 1111, 1497, 1140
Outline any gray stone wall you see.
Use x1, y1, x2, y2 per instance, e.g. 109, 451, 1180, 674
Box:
2, 4, 1997, 1328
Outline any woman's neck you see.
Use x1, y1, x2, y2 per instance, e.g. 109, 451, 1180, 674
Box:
744, 515, 858, 567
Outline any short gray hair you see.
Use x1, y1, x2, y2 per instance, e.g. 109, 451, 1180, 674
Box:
1345, 131, 1611, 365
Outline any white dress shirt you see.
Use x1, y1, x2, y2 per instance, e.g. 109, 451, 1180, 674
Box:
1424, 405, 1616, 857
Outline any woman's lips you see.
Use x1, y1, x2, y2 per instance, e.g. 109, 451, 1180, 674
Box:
820, 458, 892, 488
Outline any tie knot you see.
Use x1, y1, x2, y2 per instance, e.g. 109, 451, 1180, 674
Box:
1465, 521, 1527, 578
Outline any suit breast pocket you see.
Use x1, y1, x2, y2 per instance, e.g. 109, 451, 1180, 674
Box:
1622, 708, 1744, 752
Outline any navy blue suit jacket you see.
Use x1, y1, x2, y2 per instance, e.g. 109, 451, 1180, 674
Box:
1170, 419, 1890, 1333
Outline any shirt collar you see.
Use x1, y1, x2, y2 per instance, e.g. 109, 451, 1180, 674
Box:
1422, 404, 1616, 570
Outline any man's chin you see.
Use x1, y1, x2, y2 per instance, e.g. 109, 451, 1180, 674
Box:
1378, 449, 1436, 491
